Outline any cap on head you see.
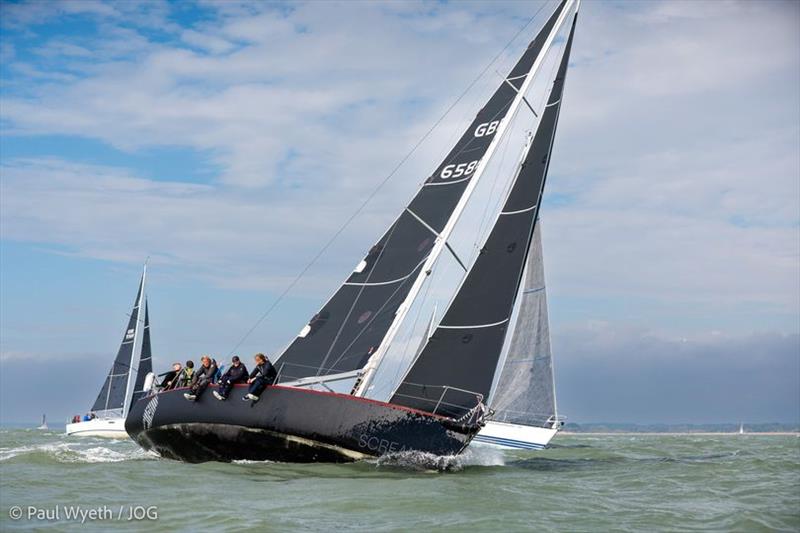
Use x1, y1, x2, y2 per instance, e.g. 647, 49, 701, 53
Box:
186, 360, 194, 368
232, 356, 240, 363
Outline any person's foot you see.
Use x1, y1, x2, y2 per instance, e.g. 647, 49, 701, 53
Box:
213, 390, 225, 401
183, 393, 196, 401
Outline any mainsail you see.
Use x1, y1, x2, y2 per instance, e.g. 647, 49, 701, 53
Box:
91, 274, 145, 415
274, 0, 571, 385
130, 301, 153, 406
390, 9, 577, 418
489, 223, 557, 427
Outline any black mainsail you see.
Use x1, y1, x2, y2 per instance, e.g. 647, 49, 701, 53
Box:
91, 267, 148, 416
92, 276, 144, 414
390, 10, 577, 418
275, 0, 570, 385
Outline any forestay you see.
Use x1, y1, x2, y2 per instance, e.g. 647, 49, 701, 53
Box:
273, 0, 570, 384
390, 9, 578, 418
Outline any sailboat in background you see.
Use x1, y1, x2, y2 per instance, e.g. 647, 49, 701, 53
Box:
37, 414, 48, 430
474, 223, 563, 450
66, 265, 154, 439
125, 0, 580, 463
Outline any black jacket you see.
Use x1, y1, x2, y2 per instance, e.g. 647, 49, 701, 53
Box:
192, 362, 218, 385
220, 363, 248, 384
249, 361, 277, 385
160, 370, 179, 390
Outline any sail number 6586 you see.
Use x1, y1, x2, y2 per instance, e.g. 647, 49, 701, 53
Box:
440, 160, 479, 179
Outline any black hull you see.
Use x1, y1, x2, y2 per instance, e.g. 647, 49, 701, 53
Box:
125, 385, 482, 463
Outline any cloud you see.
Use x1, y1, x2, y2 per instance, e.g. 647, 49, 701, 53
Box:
553, 323, 800, 424
0, 0, 798, 339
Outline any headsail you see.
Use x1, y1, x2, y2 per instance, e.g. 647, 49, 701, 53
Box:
274, 0, 571, 385
91, 274, 144, 415
130, 300, 153, 406
390, 9, 578, 418
489, 223, 557, 427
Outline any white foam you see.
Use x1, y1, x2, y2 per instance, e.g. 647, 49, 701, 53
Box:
0, 441, 154, 463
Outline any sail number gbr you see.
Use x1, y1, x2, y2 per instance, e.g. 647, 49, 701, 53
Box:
474, 120, 500, 137
440, 159, 479, 180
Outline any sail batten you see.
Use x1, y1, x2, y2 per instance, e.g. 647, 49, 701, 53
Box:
275, 1, 572, 386
390, 7, 578, 418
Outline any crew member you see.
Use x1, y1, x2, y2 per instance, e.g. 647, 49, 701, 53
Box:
183, 356, 217, 401
243, 353, 277, 402
213, 356, 248, 401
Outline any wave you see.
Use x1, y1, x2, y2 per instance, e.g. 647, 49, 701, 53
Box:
0, 441, 157, 464
374, 445, 507, 472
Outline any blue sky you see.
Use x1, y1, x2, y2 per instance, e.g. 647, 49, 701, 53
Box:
1, 0, 798, 425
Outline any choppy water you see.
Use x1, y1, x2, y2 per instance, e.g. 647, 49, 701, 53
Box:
0, 428, 798, 532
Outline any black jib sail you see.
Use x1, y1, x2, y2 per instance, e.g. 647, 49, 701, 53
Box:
92, 276, 144, 414
131, 301, 152, 406
390, 10, 578, 418
274, 1, 569, 383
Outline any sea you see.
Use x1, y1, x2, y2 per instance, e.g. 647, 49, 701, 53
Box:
0, 428, 798, 532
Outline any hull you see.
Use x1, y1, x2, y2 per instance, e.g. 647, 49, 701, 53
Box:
125, 385, 482, 463
472, 420, 557, 450
66, 418, 128, 439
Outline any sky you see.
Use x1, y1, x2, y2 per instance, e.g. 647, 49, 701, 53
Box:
0, 0, 798, 426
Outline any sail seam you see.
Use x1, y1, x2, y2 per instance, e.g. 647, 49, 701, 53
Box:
501, 204, 538, 216
546, 99, 561, 107
423, 175, 472, 187
438, 317, 510, 330
343, 272, 413, 287
522, 286, 545, 294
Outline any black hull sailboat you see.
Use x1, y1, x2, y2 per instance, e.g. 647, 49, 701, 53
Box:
125, 0, 579, 464
125, 384, 481, 463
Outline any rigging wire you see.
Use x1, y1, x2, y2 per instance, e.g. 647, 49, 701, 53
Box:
225, 1, 554, 358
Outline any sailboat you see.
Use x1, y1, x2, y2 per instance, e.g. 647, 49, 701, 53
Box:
66, 265, 154, 439
473, 223, 563, 450
37, 414, 48, 430
125, 0, 580, 463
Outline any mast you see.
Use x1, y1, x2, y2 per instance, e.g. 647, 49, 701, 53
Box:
122, 263, 146, 417
354, 0, 576, 397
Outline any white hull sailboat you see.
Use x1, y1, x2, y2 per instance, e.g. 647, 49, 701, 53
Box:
66, 265, 154, 439
36, 414, 48, 431
474, 224, 563, 450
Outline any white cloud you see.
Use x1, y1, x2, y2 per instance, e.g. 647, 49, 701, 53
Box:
0, 0, 798, 339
